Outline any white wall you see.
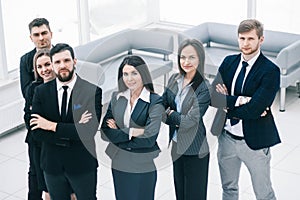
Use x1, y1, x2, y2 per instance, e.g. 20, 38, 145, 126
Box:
0, 80, 24, 135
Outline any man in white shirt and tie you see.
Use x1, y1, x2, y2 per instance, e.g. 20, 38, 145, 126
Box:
30, 43, 102, 199
210, 19, 281, 200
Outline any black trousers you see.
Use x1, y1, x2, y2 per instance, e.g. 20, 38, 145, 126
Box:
44, 170, 97, 200
172, 148, 210, 200
27, 143, 43, 200
112, 168, 157, 200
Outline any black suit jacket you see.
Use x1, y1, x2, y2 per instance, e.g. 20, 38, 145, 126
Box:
24, 80, 43, 143
20, 48, 37, 133
20, 48, 36, 99
31, 76, 102, 175
162, 73, 211, 156
211, 52, 281, 150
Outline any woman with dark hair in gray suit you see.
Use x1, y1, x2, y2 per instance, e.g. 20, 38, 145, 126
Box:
101, 55, 164, 200
162, 39, 211, 200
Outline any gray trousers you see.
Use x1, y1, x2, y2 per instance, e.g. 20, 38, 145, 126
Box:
217, 131, 276, 200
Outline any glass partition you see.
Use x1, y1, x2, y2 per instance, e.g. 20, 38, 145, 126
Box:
88, 0, 148, 40
159, 0, 247, 26
257, 0, 300, 34
2, 0, 78, 72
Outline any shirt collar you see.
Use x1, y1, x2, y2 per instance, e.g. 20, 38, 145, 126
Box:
117, 87, 150, 103
241, 51, 260, 67
56, 74, 77, 91
176, 74, 193, 88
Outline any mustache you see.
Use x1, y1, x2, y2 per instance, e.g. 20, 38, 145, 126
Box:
58, 68, 70, 72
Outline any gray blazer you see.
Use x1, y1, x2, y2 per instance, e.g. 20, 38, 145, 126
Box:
101, 91, 164, 173
162, 73, 211, 156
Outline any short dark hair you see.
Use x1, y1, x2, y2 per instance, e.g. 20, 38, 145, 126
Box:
238, 19, 264, 38
50, 43, 75, 61
28, 18, 51, 33
117, 55, 154, 93
177, 39, 205, 90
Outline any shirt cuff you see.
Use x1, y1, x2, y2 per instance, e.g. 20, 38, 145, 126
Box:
129, 128, 133, 140
235, 96, 242, 106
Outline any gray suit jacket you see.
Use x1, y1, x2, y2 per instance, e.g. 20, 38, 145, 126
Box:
101, 91, 164, 172
162, 73, 211, 156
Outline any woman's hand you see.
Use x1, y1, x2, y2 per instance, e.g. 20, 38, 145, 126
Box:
107, 119, 117, 129
79, 110, 92, 124
131, 128, 144, 137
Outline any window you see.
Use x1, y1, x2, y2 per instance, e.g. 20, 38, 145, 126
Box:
2, 0, 78, 72
88, 0, 148, 40
160, 0, 247, 26
257, 0, 300, 34
1, 0, 149, 73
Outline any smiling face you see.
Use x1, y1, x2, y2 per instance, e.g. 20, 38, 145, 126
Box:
122, 64, 143, 93
52, 50, 76, 83
179, 45, 199, 77
36, 55, 55, 82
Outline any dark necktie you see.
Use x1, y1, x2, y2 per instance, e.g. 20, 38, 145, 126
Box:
61, 85, 68, 121
234, 61, 249, 95
230, 61, 248, 126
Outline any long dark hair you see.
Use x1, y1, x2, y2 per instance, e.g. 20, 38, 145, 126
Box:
177, 39, 205, 90
118, 55, 154, 93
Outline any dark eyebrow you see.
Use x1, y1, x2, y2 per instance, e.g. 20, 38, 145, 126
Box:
32, 31, 49, 36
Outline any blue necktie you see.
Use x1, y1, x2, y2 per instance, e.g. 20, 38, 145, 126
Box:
230, 61, 248, 126
61, 86, 68, 121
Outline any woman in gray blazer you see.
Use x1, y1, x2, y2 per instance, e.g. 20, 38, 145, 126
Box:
101, 55, 164, 200
162, 39, 211, 200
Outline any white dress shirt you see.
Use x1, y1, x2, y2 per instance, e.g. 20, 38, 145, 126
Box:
224, 52, 260, 137
56, 75, 77, 115
117, 87, 150, 139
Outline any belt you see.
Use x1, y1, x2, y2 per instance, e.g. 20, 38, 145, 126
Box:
225, 130, 244, 140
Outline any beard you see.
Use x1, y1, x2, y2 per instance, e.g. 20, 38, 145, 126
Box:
241, 43, 260, 56
56, 67, 75, 82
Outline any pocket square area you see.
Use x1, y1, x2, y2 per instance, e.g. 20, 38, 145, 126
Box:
73, 104, 82, 110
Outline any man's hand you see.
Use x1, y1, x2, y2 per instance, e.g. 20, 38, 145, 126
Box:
216, 84, 228, 95
260, 107, 269, 117
79, 110, 92, 124
30, 114, 57, 132
239, 96, 251, 106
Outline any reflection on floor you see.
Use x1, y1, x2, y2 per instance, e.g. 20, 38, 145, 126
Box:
0, 78, 299, 199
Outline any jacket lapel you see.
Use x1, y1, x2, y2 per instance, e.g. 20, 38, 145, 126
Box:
226, 56, 241, 94
131, 99, 147, 123
243, 53, 264, 93
49, 80, 60, 119
167, 75, 180, 110
180, 88, 194, 114
114, 96, 127, 128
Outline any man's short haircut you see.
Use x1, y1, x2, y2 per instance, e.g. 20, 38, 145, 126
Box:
28, 18, 51, 33
238, 19, 264, 38
50, 43, 75, 60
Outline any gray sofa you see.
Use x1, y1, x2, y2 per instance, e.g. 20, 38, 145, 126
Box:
180, 22, 300, 111
74, 28, 174, 104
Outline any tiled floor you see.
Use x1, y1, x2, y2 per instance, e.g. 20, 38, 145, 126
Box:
0, 81, 299, 199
